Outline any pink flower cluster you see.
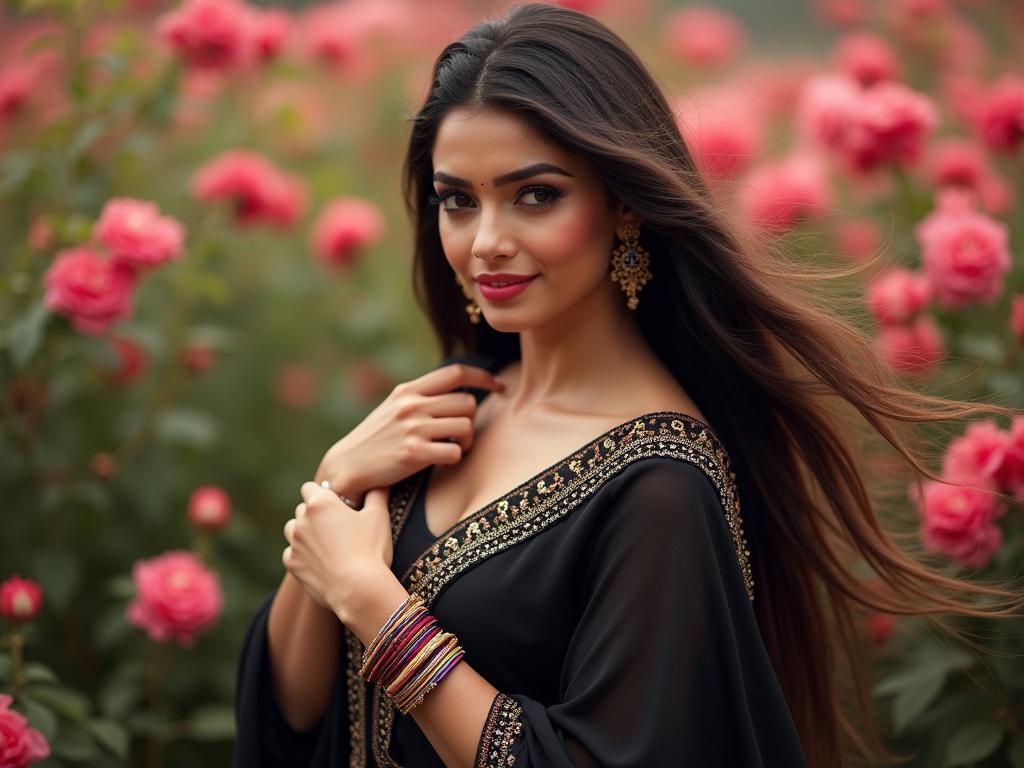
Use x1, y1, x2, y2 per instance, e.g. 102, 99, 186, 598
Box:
915, 188, 1011, 310
157, 0, 293, 72
191, 149, 307, 229
914, 417, 1024, 568
969, 75, 1024, 156
126, 550, 223, 648
0, 694, 50, 768
43, 198, 185, 335
797, 74, 938, 173
310, 197, 386, 269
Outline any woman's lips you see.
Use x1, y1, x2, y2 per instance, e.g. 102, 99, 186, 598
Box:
477, 275, 539, 301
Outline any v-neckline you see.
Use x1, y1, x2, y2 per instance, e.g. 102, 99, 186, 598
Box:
417, 407, 720, 543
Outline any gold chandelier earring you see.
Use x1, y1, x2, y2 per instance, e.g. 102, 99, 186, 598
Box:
455, 275, 482, 324
610, 221, 652, 310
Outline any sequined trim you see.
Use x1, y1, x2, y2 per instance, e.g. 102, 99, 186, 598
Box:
474, 693, 524, 767
353, 411, 753, 767
344, 629, 367, 767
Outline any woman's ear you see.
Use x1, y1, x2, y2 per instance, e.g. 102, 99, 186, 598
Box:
614, 202, 643, 232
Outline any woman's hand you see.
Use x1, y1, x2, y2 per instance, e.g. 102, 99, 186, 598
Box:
315, 363, 505, 499
282, 483, 395, 617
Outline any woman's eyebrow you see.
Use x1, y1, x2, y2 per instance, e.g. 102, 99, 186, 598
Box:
432, 162, 574, 188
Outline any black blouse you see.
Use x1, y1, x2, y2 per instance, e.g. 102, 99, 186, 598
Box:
234, 353, 809, 767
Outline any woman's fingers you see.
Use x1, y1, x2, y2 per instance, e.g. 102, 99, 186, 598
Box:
415, 363, 505, 398
283, 518, 295, 543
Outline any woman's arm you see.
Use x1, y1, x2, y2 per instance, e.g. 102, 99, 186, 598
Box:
337, 571, 498, 768
266, 468, 364, 732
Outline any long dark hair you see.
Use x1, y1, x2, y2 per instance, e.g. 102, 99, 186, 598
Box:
401, 4, 1024, 766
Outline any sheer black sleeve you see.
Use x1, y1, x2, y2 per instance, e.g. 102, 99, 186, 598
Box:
472, 458, 808, 768
233, 591, 349, 768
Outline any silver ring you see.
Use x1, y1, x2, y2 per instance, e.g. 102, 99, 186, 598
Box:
320, 479, 332, 490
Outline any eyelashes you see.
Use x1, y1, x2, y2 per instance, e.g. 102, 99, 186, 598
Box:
426, 184, 564, 214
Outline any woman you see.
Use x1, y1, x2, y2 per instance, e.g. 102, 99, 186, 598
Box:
235, 5, 1023, 767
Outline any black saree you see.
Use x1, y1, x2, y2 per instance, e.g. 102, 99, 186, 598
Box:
234, 353, 809, 768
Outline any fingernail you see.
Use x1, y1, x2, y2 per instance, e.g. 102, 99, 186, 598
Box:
495, 376, 507, 388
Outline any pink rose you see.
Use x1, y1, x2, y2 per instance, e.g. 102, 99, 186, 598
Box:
972, 75, 1024, 155
181, 342, 216, 374
941, 420, 1011, 489
843, 82, 938, 172
927, 138, 990, 192
877, 315, 944, 375
915, 480, 1005, 568
102, 336, 148, 388
191, 149, 306, 229
0, 61, 37, 121
94, 198, 185, 271
310, 197, 385, 269
866, 268, 931, 326
187, 486, 232, 531
998, 417, 1024, 498
832, 32, 900, 87
247, 7, 292, 64
676, 90, 762, 182
126, 550, 223, 647
274, 364, 318, 408
43, 248, 137, 335
663, 7, 745, 70
0, 694, 50, 767
915, 189, 1011, 309
796, 74, 864, 152
738, 153, 833, 234
0, 576, 43, 623
157, 0, 252, 72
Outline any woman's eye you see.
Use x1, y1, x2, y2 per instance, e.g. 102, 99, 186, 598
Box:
428, 190, 473, 210
427, 185, 563, 213
518, 185, 562, 206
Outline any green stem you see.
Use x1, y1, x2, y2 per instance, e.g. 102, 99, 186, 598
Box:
7, 630, 25, 696
111, 207, 220, 469
146, 642, 172, 768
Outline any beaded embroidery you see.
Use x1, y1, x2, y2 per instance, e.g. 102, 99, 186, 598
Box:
349, 411, 753, 767
474, 693, 524, 767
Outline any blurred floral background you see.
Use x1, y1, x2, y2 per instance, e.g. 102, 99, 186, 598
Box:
1, 0, 1023, 765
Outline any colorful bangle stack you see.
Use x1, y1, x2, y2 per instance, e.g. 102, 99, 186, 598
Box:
359, 592, 465, 715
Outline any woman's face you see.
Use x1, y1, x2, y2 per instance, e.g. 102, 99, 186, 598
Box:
431, 106, 636, 332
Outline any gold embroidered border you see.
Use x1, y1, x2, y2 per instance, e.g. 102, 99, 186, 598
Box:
353, 412, 753, 766
345, 628, 367, 768
474, 692, 524, 768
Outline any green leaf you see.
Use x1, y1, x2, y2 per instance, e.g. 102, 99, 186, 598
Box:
67, 118, 106, 162
4, 301, 50, 370
956, 333, 1004, 365
17, 696, 58, 742
943, 721, 1004, 766
893, 669, 946, 734
155, 406, 221, 449
1009, 735, 1024, 768
98, 678, 142, 720
23, 662, 59, 685
86, 718, 129, 758
50, 720, 101, 761
185, 704, 236, 741
23, 685, 91, 722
